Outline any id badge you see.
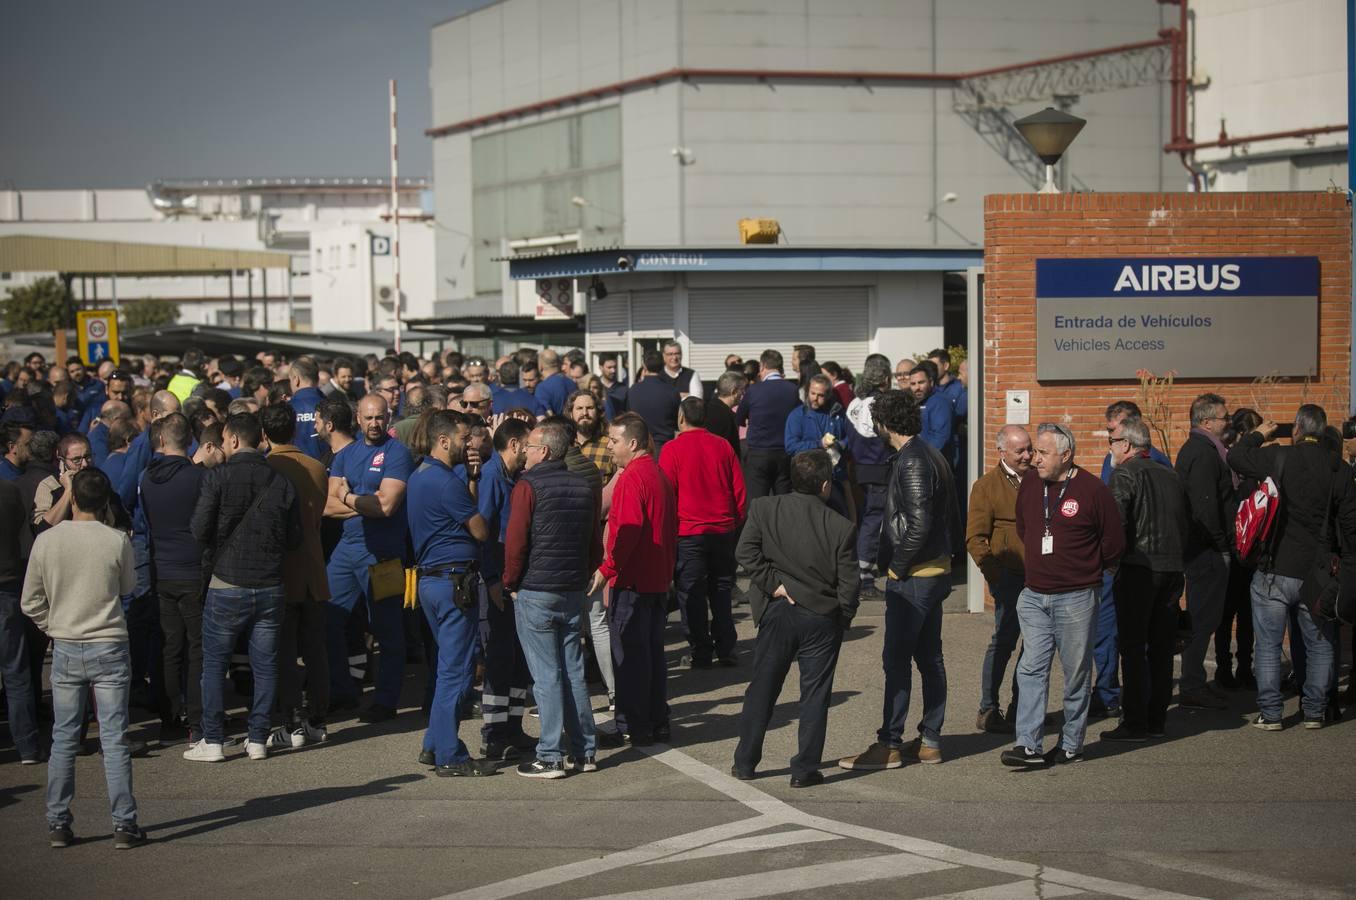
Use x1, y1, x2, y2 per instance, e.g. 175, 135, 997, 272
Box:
1041, 534, 1054, 556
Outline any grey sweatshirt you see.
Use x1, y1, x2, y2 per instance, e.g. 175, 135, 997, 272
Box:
21, 520, 136, 643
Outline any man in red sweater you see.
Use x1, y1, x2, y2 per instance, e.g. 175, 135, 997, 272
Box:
589, 413, 679, 745
660, 397, 748, 669
1001, 423, 1125, 769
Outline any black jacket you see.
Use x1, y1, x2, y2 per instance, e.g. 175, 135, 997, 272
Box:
1109, 453, 1189, 573
1228, 432, 1356, 579
14, 460, 55, 559
737, 491, 858, 625
1175, 430, 1235, 556
628, 377, 680, 448
141, 455, 206, 583
191, 450, 301, 588
0, 480, 24, 591
878, 437, 960, 577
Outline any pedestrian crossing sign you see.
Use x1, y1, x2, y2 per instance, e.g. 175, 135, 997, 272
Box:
76, 309, 120, 366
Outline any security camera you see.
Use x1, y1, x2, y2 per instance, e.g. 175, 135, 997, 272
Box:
617, 255, 634, 270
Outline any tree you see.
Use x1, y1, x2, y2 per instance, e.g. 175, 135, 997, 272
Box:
121, 298, 179, 330
3, 277, 69, 333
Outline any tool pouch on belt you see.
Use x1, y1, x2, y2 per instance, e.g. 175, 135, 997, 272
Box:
419, 562, 480, 612
368, 558, 406, 602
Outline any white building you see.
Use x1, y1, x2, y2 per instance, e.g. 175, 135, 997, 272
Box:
0, 177, 433, 334
428, 0, 1180, 325
1187, 0, 1349, 192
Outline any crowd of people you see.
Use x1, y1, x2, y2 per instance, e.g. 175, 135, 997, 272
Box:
0, 338, 1348, 847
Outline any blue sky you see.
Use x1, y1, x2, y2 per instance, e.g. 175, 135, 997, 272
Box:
2, 1, 496, 188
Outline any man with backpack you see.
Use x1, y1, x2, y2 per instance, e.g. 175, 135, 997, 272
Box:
1175, 393, 1236, 709
1227, 405, 1354, 730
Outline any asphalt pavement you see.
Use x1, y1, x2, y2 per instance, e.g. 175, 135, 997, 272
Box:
2, 586, 1354, 900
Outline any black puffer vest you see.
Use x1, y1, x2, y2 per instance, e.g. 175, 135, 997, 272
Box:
518, 459, 596, 592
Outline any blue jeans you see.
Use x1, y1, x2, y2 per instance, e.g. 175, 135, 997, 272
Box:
325, 543, 406, 709
1015, 586, 1099, 753
0, 590, 39, 759
1251, 571, 1336, 720
201, 585, 284, 744
420, 576, 478, 765
1091, 568, 1120, 708
877, 574, 949, 749
513, 589, 595, 762
979, 571, 1023, 714
48, 641, 137, 829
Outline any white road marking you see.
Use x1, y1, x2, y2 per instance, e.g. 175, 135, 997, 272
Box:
908, 884, 1084, 900
590, 852, 955, 899
1116, 851, 1351, 900
640, 827, 841, 865
431, 743, 1206, 900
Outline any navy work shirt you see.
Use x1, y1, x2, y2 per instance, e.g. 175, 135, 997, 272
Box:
407, 456, 479, 567
332, 434, 413, 559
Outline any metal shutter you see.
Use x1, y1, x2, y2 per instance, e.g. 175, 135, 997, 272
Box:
588, 293, 628, 351
630, 290, 674, 333
687, 287, 870, 375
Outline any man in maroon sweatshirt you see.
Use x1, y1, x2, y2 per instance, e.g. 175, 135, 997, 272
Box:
660, 396, 747, 669
589, 413, 678, 745
1001, 422, 1124, 769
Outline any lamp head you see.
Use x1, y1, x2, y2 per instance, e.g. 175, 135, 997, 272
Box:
1014, 107, 1086, 165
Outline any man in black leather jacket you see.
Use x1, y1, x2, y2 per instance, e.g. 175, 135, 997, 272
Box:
839, 390, 959, 771
1105, 416, 1188, 741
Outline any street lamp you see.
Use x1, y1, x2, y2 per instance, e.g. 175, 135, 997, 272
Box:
1014, 107, 1086, 194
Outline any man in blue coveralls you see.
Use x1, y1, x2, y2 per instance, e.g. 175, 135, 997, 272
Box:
475, 416, 536, 761
287, 357, 327, 460
325, 393, 414, 723
407, 411, 496, 776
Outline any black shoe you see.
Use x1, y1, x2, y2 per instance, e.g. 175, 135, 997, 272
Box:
1088, 703, 1120, 721
679, 654, 712, 670
327, 697, 360, 715
626, 731, 654, 747
358, 704, 397, 724
652, 723, 671, 743
571, 755, 597, 773
507, 732, 539, 752
436, 758, 498, 777
1001, 745, 1047, 768
418, 749, 435, 766
717, 655, 739, 668
516, 758, 568, 779
113, 824, 148, 849
479, 742, 522, 762
1215, 668, 1238, 691
49, 825, 74, 848
1100, 724, 1148, 743
790, 770, 825, 788
158, 721, 191, 745
1043, 745, 1083, 765
730, 765, 755, 781
857, 583, 884, 602
595, 729, 625, 749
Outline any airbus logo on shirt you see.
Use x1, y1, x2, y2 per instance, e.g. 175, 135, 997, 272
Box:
370, 451, 386, 473
1060, 499, 1080, 518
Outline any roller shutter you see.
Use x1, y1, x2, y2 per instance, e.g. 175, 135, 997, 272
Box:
687, 287, 870, 375
588, 293, 629, 351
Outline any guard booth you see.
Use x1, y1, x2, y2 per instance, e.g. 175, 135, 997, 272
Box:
502, 244, 981, 385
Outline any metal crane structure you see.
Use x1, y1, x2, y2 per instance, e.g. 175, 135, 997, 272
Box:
950, 37, 1174, 192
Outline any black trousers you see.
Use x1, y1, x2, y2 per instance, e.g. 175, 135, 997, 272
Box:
277, 600, 330, 727
1215, 560, 1255, 672
734, 599, 843, 779
1114, 564, 1183, 734
743, 448, 790, 500
158, 579, 204, 727
675, 532, 738, 663
478, 579, 530, 743
608, 589, 669, 738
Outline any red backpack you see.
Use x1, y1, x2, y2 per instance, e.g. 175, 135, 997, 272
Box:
1235, 451, 1285, 566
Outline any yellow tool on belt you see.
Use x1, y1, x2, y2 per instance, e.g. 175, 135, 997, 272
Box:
404, 567, 419, 609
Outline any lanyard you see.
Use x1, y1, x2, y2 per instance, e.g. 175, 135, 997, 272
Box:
1042, 468, 1076, 536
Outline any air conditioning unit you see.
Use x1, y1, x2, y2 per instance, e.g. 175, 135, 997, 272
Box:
375, 284, 396, 306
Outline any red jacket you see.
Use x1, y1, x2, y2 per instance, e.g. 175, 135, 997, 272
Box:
599, 454, 678, 592
658, 427, 747, 536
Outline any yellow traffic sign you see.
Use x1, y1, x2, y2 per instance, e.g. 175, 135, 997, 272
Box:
76, 309, 120, 366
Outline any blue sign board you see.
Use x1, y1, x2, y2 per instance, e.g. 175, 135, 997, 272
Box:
1035, 256, 1319, 380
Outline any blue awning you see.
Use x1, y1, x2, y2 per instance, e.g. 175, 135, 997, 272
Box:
500, 245, 983, 279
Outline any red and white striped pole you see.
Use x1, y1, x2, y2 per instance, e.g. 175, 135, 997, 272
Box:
389, 78, 402, 353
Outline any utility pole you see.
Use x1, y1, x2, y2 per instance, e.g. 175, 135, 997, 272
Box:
390, 79, 403, 353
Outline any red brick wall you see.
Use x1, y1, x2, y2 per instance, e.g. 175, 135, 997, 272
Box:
982, 191, 1351, 471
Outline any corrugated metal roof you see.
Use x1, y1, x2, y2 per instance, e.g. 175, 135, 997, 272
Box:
0, 234, 293, 275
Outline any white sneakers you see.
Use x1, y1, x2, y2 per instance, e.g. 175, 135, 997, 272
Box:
290, 722, 328, 748
183, 739, 225, 762
244, 740, 268, 760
